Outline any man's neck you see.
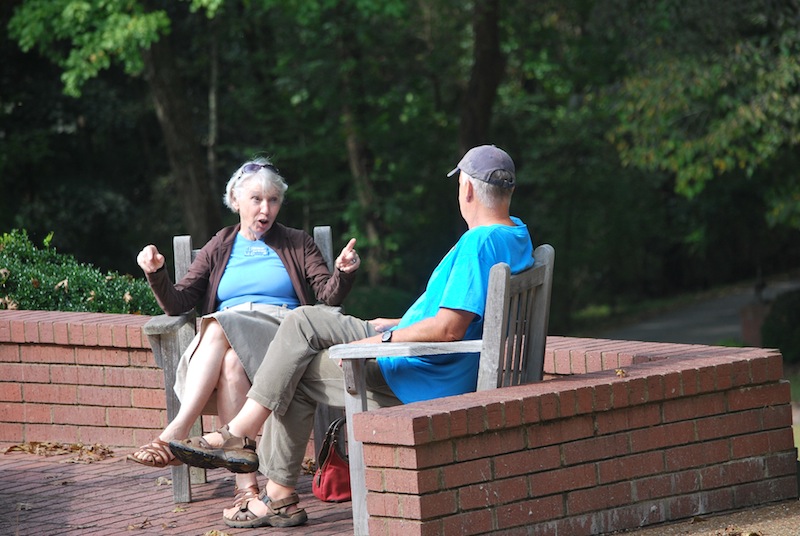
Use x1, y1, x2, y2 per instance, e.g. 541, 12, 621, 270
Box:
467, 212, 515, 229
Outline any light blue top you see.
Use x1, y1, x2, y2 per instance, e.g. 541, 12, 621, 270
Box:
216, 234, 300, 310
378, 216, 534, 403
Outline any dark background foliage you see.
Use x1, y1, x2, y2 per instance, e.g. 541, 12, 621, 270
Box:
2, 0, 799, 336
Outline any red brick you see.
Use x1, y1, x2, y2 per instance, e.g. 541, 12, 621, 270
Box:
104, 367, 162, 389
496, 495, 563, 528
562, 433, 629, 465
20, 344, 75, 364
24, 403, 53, 423
81, 425, 135, 448
567, 481, 632, 515
728, 383, 791, 411
494, 446, 560, 478
441, 508, 494, 536
626, 377, 648, 405
412, 441, 455, 468
130, 388, 166, 409
521, 393, 541, 424
634, 473, 675, 500
533, 463, 596, 495
575, 386, 594, 414
698, 410, 760, 441
0, 343, 20, 362
76, 385, 131, 407
0, 402, 24, 422
382, 468, 437, 495
528, 415, 593, 448
455, 428, 525, 462
53, 405, 106, 426
598, 451, 664, 484
26, 423, 80, 444
594, 383, 613, 411
540, 391, 558, 420
630, 420, 694, 452
130, 348, 156, 367
740, 475, 798, 508
0, 382, 22, 402
442, 458, 491, 488
501, 397, 523, 427
663, 371, 682, 398
107, 407, 164, 429
77, 347, 129, 366
465, 405, 485, 435
700, 458, 764, 489
0, 363, 23, 381
762, 403, 793, 430
459, 476, 528, 510
404, 490, 457, 520
21, 363, 50, 383
663, 392, 725, 423
0, 422, 23, 443
665, 438, 729, 471
766, 451, 799, 478
22, 383, 77, 404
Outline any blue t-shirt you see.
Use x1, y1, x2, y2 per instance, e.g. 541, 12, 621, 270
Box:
216, 234, 300, 310
378, 216, 534, 403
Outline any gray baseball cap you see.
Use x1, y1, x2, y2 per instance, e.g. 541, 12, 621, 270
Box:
446, 145, 516, 189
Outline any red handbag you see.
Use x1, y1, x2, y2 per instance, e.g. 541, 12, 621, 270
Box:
312, 416, 351, 502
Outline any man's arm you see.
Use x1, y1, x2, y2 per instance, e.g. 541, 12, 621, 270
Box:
357, 308, 475, 344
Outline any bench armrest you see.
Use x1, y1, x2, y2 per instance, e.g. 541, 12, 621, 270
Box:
143, 312, 195, 337
328, 339, 482, 360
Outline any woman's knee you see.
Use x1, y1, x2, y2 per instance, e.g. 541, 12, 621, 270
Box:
220, 348, 246, 380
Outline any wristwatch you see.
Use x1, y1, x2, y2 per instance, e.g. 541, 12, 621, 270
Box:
381, 330, 393, 343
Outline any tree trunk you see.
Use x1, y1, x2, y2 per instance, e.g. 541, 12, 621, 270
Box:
334, 10, 383, 286
141, 38, 222, 243
458, 0, 505, 153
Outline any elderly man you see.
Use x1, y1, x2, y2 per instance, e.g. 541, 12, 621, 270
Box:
170, 145, 535, 529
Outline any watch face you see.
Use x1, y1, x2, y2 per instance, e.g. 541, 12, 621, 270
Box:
381, 330, 392, 342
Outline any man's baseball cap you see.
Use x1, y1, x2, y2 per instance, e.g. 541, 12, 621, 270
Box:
446, 145, 516, 189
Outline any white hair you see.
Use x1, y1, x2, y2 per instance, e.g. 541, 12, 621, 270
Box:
223, 157, 288, 213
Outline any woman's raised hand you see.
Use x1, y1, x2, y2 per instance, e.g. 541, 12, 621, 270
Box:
137, 245, 166, 274
334, 238, 360, 274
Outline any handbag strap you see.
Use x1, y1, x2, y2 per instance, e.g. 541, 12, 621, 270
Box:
317, 416, 348, 466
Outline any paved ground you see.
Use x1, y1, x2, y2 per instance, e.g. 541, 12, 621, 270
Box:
0, 448, 353, 536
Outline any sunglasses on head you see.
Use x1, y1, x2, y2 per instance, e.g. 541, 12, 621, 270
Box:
241, 162, 279, 175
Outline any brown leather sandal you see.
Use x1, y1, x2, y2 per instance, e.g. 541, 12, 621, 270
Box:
168, 424, 259, 473
126, 438, 182, 468
224, 491, 307, 529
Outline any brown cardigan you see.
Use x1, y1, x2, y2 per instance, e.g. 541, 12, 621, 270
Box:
146, 223, 355, 316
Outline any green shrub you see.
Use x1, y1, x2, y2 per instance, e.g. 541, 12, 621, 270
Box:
762, 289, 800, 365
0, 229, 160, 315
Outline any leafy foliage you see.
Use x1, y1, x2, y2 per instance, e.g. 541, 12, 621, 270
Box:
0, 229, 160, 315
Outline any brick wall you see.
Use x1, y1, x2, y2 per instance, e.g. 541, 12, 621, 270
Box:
0, 310, 166, 448
2, 311, 797, 535
353, 336, 799, 535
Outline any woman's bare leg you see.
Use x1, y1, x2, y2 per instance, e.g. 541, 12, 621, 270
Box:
217, 348, 260, 497
129, 320, 231, 466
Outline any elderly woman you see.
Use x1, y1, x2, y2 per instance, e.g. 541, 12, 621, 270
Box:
127, 158, 360, 512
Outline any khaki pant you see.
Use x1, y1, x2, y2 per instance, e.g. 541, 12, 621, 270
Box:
250, 305, 401, 487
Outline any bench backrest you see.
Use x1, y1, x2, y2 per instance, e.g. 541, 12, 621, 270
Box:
477, 243, 555, 390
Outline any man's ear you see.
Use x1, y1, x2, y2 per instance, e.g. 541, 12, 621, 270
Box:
463, 178, 475, 202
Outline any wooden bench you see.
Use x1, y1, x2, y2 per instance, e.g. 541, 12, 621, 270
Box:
328, 243, 555, 535
143, 226, 343, 503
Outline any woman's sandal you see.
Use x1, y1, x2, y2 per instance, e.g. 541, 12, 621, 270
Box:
168, 424, 259, 473
224, 491, 308, 529
126, 438, 182, 468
